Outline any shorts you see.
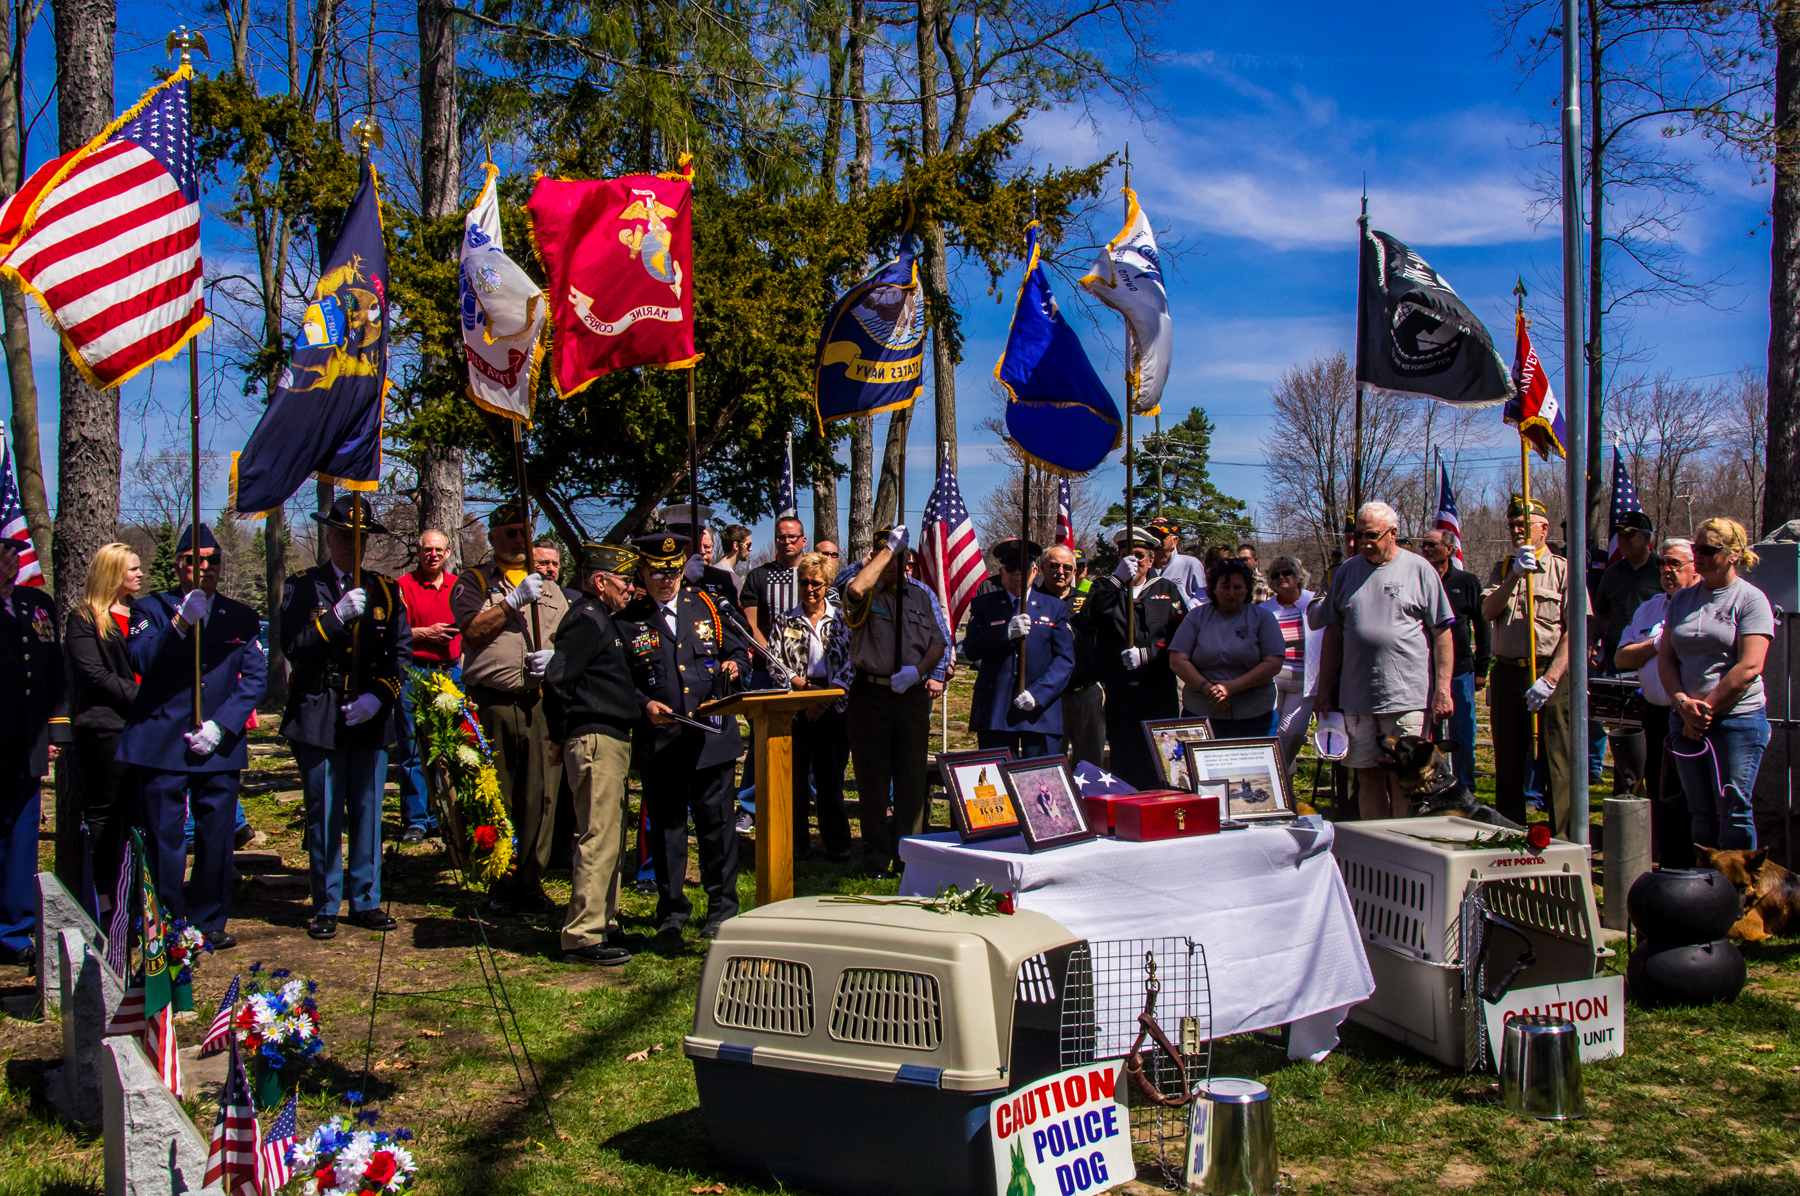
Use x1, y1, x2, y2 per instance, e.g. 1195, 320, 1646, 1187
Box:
1345, 710, 1425, 769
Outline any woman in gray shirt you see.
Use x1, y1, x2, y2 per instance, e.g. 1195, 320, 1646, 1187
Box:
1655, 517, 1774, 850
1169, 559, 1285, 739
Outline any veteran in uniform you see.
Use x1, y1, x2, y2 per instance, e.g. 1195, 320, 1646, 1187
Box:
451, 501, 569, 917
1036, 544, 1103, 767
963, 539, 1073, 759
660, 501, 746, 614
280, 496, 410, 940
0, 535, 65, 968
1077, 526, 1189, 790
120, 525, 267, 949
615, 533, 751, 939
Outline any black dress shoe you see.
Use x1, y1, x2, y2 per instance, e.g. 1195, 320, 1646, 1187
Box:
3, 943, 36, 968
307, 915, 338, 940
564, 943, 632, 966
656, 916, 687, 937
401, 825, 426, 845
700, 921, 724, 941
605, 928, 647, 948
206, 930, 237, 951
346, 908, 398, 932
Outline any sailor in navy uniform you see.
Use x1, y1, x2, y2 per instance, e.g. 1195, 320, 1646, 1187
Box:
614, 533, 751, 939
0, 535, 66, 969
962, 539, 1074, 759
279, 495, 411, 940
119, 524, 267, 950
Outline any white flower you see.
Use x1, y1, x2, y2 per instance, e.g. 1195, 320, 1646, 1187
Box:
433, 691, 460, 712
455, 745, 480, 768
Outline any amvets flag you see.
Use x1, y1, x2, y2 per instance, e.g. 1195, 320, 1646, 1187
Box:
0, 66, 206, 389
461, 163, 547, 422
528, 160, 698, 398
1505, 309, 1566, 459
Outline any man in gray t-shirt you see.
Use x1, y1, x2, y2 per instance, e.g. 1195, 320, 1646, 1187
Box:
1315, 502, 1455, 819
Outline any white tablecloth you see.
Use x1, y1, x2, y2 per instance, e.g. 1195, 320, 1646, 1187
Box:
898, 822, 1374, 1061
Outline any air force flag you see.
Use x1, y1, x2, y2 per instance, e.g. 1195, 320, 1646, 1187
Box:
813, 237, 926, 427
1078, 188, 1172, 416
461, 164, 546, 423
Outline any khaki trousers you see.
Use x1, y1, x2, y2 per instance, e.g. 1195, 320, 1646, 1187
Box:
474, 688, 562, 892
561, 733, 631, 950
1490, 658, 1573, 838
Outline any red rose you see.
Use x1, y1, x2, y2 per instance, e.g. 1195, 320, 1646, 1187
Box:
473, 825, 499, 852
315, 1168, 338, 1190
1526, 824, 1553, 853
996, 893, 1015, 915
364, 1151, 399, 1186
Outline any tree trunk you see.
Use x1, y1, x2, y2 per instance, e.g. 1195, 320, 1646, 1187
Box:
417, 442, 464, 572
316, 478, 334, 563
50, 0, 116, 626
849, 416, 873, 559
924, 227, 957, 475
416, 0, 464, 568
1770, 2, 1800, 533
0, 5, 48, 575
873, 404, 912, 529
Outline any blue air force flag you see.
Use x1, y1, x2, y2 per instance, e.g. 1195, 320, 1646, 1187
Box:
997, 223, 1121, 476
1078, 188, 1172, 416
232, 162, 388, 517
813, 237, 926, 427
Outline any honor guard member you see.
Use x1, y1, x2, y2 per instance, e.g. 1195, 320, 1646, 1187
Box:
963, 539, 1073, 758
0, 535, 65, 969
119, 525, 267, 949
1035, 543, 1103, 768
843, 525, 948, 873
1077, 526, 1188, 789
281, 496, 410, 941
545, 543, 643, 965
615, 533, 751, 939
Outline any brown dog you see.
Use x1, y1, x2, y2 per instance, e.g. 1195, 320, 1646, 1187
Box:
1375, 734, 1522, 829
1698, 847, 1800, 942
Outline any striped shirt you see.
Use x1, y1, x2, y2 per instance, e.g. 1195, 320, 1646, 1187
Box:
1271, 598, 1306, 688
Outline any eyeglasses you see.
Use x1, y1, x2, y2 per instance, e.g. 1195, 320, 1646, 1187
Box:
1042, 562, 1074, 574
1356, 527, 1394, 542
1269, 569, 1296, 580
774, 532, 806, 543
1694, 543, 1728, 558
1658, 557, 1690, 568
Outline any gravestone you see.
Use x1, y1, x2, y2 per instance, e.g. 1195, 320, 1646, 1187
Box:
102, 1036, 217, 1196
37, 871, 109, 1016
51, 929, 125, 1123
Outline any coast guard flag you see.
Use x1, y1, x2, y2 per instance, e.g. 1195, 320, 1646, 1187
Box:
777, 432, 797, 519
1356, 224, 1513, 408
0, 422, 42, 586
1078, 188, 1172, 415
916, 453, 983, 632
1607, 447, 1644, 563
1434, 454, 1464, 568
232, 162, 388, 518
814, 237, 926, 426
0, 67, 207, 389
1505, 310, 1566, 459
461, 164, 546, 423
1055, 478, 1075, 550
997, 224, 1121, 476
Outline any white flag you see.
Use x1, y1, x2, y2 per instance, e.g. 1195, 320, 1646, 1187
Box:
460, 164, 547, 422
1078, 187, 1172, 416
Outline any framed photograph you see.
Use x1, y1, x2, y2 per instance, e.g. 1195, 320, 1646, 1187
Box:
1000, 759, 1098, 852
1141, 717, 1215, 791
1180, 737, 1294, 821
938, 749, 1019, 844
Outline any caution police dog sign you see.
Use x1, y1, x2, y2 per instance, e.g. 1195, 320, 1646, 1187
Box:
990, 1060, 1134, 1196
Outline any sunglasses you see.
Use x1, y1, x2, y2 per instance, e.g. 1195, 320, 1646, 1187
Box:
798, 578, 827, 589
1042, 562, 1074, 572
1658, 557, 1690, 568
820, 550, 840, 557
1270, 569, 1296, 580
1694, 543, 1727, 558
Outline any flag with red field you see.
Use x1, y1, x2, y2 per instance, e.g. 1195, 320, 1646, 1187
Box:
204, 1039, 261, 1196
201, 973, 241, 1057
1505, 311, 1565, 459
258, 1090, 299, 1193
0, 422, 42, 586
1054, 478, 1075, 550
1434, 454, 1463, 569
0, 66, 205, 389
915, 453, 983, 632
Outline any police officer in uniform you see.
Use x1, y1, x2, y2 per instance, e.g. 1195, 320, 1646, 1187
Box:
615, 533, 751, 939
120, 525, 267, 949
963, 539, 1073, 758
0, 535, 64, 969
1078, 526, 1189, 789
280, 495, 410, 940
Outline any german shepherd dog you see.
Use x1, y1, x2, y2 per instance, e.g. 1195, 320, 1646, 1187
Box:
1376, 735, 1524, 829
1698, 847, 1800, 942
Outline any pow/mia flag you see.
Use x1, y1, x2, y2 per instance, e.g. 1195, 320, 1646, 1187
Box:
1355, 224, 1514, 408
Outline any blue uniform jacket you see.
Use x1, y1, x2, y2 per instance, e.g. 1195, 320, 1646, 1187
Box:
279, 566, 412, 751
119, 590, 268, 772
962, 588, 1074, 735
0, 585, 69, 778
615, 589, 751, 771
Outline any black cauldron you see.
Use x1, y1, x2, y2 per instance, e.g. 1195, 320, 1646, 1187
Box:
1626, 868, 1742, 946
1626, 939, 1747, 1008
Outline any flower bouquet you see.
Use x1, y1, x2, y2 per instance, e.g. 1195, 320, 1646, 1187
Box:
290, 1118, 418, 1196
408, 668, 514, 888
167, 921, 209, 1012
237, 964, 325, 1109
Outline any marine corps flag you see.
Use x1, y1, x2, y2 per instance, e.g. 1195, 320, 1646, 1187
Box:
1077, 188, 1172, 416
231, 162, 388, 517
996, 223, 1121, 475
1356, 225, 1513, 408
528, 162, 698, 399
461, 164, 546, 422
813, 236, 926, 426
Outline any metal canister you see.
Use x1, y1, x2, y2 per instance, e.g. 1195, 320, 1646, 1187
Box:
1500, 1015, 1584, 1120
1185, 1077, 1277, 1195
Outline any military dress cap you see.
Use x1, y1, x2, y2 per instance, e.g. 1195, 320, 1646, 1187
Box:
631, 532, 691, 571
579, 541, 639, 577
175, 523, 218, 553
659, 501, 714, 527
1506, 494, 1548, 519
310, 493, 390, 534
1113, 525, 1160, 549
1145, 517, 1180, 539
992, 538, 1044, 568
1613, 510, 1654, 534
488, 500, 527, 528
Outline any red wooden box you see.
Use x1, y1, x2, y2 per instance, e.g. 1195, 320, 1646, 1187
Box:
1113, 792, 1221, 842
1083, 789, 1193, 836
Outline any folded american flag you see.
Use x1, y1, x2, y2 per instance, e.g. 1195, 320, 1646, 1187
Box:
1071, 760, 1136, 795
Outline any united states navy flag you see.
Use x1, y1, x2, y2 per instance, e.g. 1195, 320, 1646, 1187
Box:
813, 236, 926, 428
232, 162, 388, 517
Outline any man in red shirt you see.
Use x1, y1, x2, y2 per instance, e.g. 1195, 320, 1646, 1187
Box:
396, 529, 462, 843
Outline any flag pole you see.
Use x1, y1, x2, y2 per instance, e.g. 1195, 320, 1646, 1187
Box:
1016, 458, 1030, 696
1122, 147, 1138, 649
939, 439, 951, 753
687, 366, 700, 550
512, 420, 543, 672
346, 116, 381, 699
1561, 0, 1592, 848
189, 318, 203, 728
1353, 186, 1368, 522
1514, 280, 1540, 742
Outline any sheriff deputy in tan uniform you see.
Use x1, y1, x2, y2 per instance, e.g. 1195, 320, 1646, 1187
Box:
452, 501, 569, 916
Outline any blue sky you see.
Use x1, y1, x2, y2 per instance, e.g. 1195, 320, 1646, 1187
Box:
15, 0, 1772, 551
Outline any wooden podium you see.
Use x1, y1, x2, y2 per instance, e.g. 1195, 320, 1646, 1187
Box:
698, 688, 845, 906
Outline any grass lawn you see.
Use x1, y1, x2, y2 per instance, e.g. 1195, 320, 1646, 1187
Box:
3, 673, 1796, 1195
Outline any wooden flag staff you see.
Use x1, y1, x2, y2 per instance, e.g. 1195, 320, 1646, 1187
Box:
346, 116, 384, 697
1514, 277, 1541, 739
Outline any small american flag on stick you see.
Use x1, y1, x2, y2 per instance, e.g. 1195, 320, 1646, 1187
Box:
201, 973, 241, 1057
203, 1040, 261, 1196
915, 451, 983, 632
258, 1090, 299, 1193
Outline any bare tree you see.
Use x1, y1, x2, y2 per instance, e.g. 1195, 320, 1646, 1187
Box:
0, 0, 50, 569
1606, 371, 1723, 535
415, 0, 465, 572
971, 415, 1104, 554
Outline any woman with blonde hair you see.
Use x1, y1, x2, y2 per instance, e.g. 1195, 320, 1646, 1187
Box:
64, 542, 143, 913
1655, 517, 1773, 850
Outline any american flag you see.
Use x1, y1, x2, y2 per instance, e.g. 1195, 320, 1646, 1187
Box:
201, 973, 241, 1057
258, 1090, 300, 1193
915, 453, 983, 632
1055, 478, 1075, 550
776, 432, 797, 520
204, 1040, 261, 1196
103, 984, 181, 1095
0, 68, 205, 390
105, 985, 146, 1037
1434, 454, 1464, 569
1607, 446, 1644, 564
1071, 760, 1136, 793
0, 424, 41, 586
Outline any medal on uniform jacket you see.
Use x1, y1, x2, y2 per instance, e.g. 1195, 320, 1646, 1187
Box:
695, 619, 715, 644
30, 612, 52, 641
631, 630, 658, 656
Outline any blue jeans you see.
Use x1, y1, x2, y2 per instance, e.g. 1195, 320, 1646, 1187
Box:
1668, 706, 1768, 851
1432, 672, 1478, 791
1210, 711, 1278, 740
0, 778, 39, 958
397, 663, 459, 831
294, 743, 388, 915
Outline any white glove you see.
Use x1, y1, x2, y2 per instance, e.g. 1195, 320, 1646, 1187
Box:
183, 720, 222, 757
682, 554, 707, 583
505, 571, 545, 610
1012, 690, 1039, 712
1121, 647, 1147, 670
1114, 556, 1140, 583
340, 693, 381, 725
525, 648, 555, 679
1525, 676, 1557, 712
1007, 614, 1032, 641
1513, 545, 1542, 575
890, 664, 920, 693
332, 588, 367, 622
177, 589, 210, 626
886, 525, 909, 554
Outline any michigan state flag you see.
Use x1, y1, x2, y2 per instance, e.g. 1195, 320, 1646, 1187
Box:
813, 237, 926, 427
1356, 224, 1513, 408
232, 162, 388, 517
996, 224, 1120, 475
